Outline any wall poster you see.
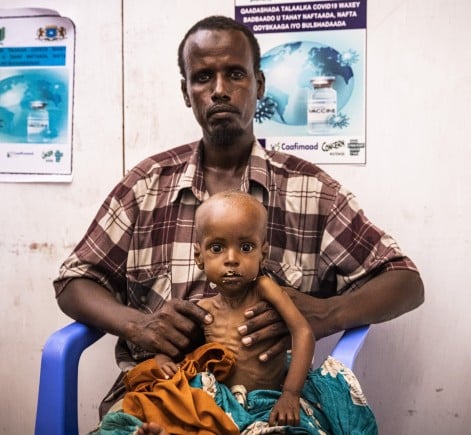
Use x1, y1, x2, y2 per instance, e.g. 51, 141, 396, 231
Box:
0, 8, 75, 182
235, 0, 366, 164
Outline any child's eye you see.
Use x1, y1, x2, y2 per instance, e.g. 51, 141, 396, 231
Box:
241, 243, 254, 253
210, 244, 223, 254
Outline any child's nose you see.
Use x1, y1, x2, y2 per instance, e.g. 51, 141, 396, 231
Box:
225, 248, 240, 266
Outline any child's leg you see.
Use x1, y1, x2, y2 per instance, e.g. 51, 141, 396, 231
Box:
135, 422, 169, 435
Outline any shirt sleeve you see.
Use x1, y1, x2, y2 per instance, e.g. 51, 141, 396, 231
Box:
318, 185, 418, 296
53, 173, 141, 301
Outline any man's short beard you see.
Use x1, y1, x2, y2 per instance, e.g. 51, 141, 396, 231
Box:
210, 126, 244, 147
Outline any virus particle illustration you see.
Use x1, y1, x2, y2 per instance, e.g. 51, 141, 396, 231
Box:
338, 49, 359, 67
307, 46, 354, 85
255, 96, 278, 123
327, 112, 350, 129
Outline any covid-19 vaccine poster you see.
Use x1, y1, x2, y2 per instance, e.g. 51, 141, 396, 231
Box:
235, 0, 366, 164
0, 8, 75, 182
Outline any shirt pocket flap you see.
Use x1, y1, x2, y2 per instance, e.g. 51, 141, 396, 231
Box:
263, 259, 303, 290
126, 265, 171, 312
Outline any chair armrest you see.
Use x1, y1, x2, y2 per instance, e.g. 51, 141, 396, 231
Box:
331, 325, 370, 370
35, 322, 105, 435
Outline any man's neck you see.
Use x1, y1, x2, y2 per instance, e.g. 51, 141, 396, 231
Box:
202, 135, 253, 167
202, 137, 253, 195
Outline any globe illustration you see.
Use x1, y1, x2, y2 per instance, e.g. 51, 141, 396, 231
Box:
0, 71, 68, 143
257, 41, 355, 126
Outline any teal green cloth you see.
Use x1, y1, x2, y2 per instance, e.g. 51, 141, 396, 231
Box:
88, 411, 142, 434
92, 356, 377, 434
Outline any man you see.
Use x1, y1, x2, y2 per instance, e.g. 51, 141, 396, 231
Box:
54, 15, 424, 418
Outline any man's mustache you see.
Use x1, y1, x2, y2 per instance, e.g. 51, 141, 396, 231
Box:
206, 104, 240, 117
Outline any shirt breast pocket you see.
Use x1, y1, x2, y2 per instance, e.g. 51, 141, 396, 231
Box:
126, 265, 171, 313
262, 258, 303, 290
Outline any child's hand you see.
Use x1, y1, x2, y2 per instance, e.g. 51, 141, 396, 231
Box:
154, 353, 179, 379
269, 390, 301, 427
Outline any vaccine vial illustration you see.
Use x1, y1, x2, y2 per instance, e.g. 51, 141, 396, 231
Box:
27, 101, 49, 143
307, 76, 337, 135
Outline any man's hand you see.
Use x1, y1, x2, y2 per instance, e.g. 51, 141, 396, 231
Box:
237, 299, 291, 362
57, 279, 214, 361
125, 299, 213, 359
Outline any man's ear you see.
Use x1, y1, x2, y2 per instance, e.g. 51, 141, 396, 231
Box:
194, 243, 204, 270
256, 70, 266, 100
181, 78, 191, 107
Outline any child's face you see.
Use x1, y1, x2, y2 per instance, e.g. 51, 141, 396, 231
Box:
194, 203, 267, 295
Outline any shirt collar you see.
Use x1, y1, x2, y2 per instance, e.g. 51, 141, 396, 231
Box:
171, 139, 270, 203
247, 139, 271, 193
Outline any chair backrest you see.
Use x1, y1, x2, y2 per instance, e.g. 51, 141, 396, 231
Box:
34, 321, 369, 435
35, 322, 104, 435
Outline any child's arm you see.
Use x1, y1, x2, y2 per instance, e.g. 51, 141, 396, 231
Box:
256, 275, 315, 426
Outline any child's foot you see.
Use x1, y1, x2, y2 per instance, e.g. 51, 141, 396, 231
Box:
135, 422, 169, 435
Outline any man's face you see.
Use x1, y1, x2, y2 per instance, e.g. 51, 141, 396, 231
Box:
181, 29, 265, 147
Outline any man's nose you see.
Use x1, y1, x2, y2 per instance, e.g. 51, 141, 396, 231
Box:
211, 74, 230, 101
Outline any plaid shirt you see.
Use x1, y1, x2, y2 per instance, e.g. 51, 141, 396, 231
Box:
54, 140, 417, 365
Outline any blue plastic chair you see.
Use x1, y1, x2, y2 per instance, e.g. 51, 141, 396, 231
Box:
35, 322, 369, 435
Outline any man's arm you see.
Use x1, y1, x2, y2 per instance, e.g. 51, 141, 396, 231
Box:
57, 278, 213, 359
291, 269, 424, 339
240, 269, 424, 358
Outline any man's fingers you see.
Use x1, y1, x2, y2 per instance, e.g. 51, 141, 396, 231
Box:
243, 300, 272, 319
173, 299, 213, 325
241, 319, 288, 345
160, 324, 193, 350
241, 303, 283, 335
238, 300, 290, 361
257, 335, 291, 362
157, 300, 211, 342
134, 300, 210, 356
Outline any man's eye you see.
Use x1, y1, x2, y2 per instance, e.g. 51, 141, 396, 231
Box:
195, 72, 211, 83
231, 71, 244, 80
210, 244, 223, 254
241, 243, 254, 252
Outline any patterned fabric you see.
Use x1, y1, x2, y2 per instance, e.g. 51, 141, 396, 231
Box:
92, 351, 377, 435
54, 139, 417, 367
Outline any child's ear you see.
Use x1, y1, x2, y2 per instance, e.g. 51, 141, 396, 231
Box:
261, 241, 269, 263
193, 243, 204, 270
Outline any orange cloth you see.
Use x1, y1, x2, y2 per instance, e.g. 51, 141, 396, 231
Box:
123, 342, 239, 435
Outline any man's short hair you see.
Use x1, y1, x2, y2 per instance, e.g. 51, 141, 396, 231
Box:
177, 15, 261, 78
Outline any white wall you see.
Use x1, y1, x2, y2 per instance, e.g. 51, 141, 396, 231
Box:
0, 1, 123, 433
0, 0, 470, 433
